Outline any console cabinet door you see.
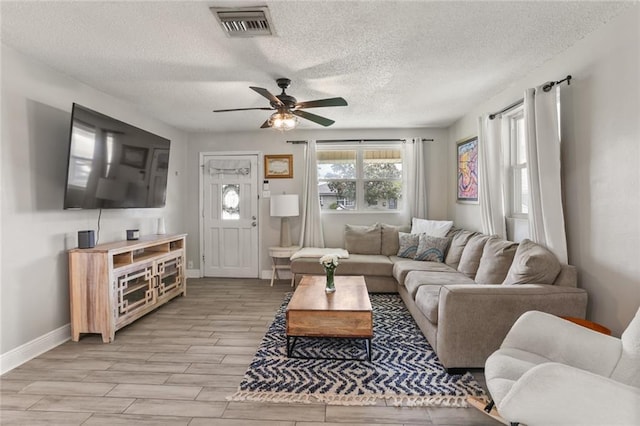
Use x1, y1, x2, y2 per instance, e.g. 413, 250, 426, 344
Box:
114, 260, 156, 328
156, 252, 186, 302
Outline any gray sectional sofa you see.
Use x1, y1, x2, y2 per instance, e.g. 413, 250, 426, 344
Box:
290, 223, 588, 370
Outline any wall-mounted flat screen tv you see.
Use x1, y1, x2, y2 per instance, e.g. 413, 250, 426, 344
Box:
63, 103, 171, 209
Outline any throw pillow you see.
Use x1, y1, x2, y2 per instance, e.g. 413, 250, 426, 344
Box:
344, 223, 381, 255
474, 236, 519, 284
414, 234, 450, 262
397, 232, 420, 259
410, 218, 454, 237
381, 223, 411, 256
457, 233, 491, 279
503, 239, 562, 285
444, 229, 475, 269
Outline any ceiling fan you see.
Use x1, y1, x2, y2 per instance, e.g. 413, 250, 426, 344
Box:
213, 78, 348, 130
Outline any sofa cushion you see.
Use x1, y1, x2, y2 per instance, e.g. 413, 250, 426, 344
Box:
344, 223, 381, 255
291, 254, 393, 277
415, 234, 450, 262
503, 239, 561, 285
474, 237, 519, 284
414, 285, 443, 324
392, 258, 458, 286
446, 227, 461, 238
411, 218, 454, 237
397, 232, 420, 258
381, 223, 411, 256
445, 229, 475, 269
457, 234, 491, 279
404, 270, 474, 299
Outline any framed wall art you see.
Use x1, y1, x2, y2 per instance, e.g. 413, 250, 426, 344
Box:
456, 136, 479, 203
264, 154, 293, 179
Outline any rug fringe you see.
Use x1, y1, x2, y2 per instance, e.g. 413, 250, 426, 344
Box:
386, 394, 472, 407
227, 390, 477, 407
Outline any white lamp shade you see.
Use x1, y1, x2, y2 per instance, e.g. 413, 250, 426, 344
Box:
270, 194, 299, 217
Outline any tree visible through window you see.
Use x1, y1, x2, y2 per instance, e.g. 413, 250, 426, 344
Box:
317, 146, 403, 211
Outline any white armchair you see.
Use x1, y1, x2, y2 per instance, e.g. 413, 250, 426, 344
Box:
484, 308, 640, 426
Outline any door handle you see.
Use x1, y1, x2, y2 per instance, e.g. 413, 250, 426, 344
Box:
252, 221, 257, 227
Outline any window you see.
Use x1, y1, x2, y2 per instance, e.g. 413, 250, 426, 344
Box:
317, 145, 404, 211
507, 109, 528, 217
68, 122, 96, 188
222, 184, 240, 220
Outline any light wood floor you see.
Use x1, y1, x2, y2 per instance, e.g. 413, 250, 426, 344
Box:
0, 278, 501, 425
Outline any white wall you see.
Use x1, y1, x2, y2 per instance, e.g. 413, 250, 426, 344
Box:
186, 128, 449, 277
448, 6, 640, 335
0, 45, 189, 360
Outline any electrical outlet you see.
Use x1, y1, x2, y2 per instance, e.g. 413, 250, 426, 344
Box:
187, 260, 193, 269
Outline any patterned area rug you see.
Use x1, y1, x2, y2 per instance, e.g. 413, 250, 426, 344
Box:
228, 294, 486, 406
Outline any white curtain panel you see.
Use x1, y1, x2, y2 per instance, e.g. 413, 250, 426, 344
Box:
298, 140, 325, 248
478, 115, 507, 238
524, 86, 568, 263
408, 137, 428, 219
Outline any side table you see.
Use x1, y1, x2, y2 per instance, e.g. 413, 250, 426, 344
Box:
268, 246, 300, 287
561, 316, 611, 335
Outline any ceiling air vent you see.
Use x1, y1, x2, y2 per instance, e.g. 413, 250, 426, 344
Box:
211, 7, 274, 37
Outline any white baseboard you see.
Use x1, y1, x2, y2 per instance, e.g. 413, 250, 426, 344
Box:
261, 269, 292, 280
0, 324, 71, 374
189, 270, 287, 280
186, 269, 201, 278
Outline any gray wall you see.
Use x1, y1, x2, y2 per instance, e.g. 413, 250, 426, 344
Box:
448, 6, 640, 336
0, 45, 189, 357
186, 128, 449, 277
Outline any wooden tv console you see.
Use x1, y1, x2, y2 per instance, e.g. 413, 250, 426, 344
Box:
68, 233, 187, 343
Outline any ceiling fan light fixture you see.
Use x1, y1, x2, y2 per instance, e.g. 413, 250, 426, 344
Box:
269, 111, 298, 131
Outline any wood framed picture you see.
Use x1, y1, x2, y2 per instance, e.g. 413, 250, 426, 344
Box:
264, 154, 293, 179
456, 136, 479, 203
121, 145, 148, 169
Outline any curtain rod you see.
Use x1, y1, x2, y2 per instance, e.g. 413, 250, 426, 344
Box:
489, 75, 572, 120
286, 138, 434, 144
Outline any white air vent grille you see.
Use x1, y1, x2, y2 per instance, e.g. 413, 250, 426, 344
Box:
211, 7, 274, 37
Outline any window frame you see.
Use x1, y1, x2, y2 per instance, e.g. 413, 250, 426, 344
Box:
316, 143, 406, 214
505, 108, 529, 219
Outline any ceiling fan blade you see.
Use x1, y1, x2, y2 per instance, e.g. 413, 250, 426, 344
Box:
250, 86, 283, 107
295, 97, 348, 109
292, 110, 335, 127
260, 119, 271, 129
213, 107, 274, 112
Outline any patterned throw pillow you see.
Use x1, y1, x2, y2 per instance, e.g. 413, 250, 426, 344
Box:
415, 234, 450, 262
397, 232, 420, 259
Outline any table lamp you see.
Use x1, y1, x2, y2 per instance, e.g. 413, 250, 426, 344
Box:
270, 194, 299, 247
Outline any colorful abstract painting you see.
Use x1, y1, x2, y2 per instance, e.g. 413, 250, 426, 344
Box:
457, 137, 478, 203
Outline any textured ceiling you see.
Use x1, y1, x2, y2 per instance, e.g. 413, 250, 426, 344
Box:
0, 1, 628, 133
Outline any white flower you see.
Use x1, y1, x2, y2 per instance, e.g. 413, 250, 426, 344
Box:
319, 254, 339, 269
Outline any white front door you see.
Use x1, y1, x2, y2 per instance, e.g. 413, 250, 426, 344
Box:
201, 154, 259, 277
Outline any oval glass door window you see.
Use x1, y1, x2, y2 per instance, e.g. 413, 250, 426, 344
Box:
222, 184, 240, 220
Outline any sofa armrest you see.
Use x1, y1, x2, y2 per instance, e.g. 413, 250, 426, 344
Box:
499, 363, 640, 425
434, 284, 588, 368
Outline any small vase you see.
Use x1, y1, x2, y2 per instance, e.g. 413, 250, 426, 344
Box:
325, 268, 336, 293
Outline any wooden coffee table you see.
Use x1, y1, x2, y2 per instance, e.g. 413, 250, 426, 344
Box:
286, 275, 373, 361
